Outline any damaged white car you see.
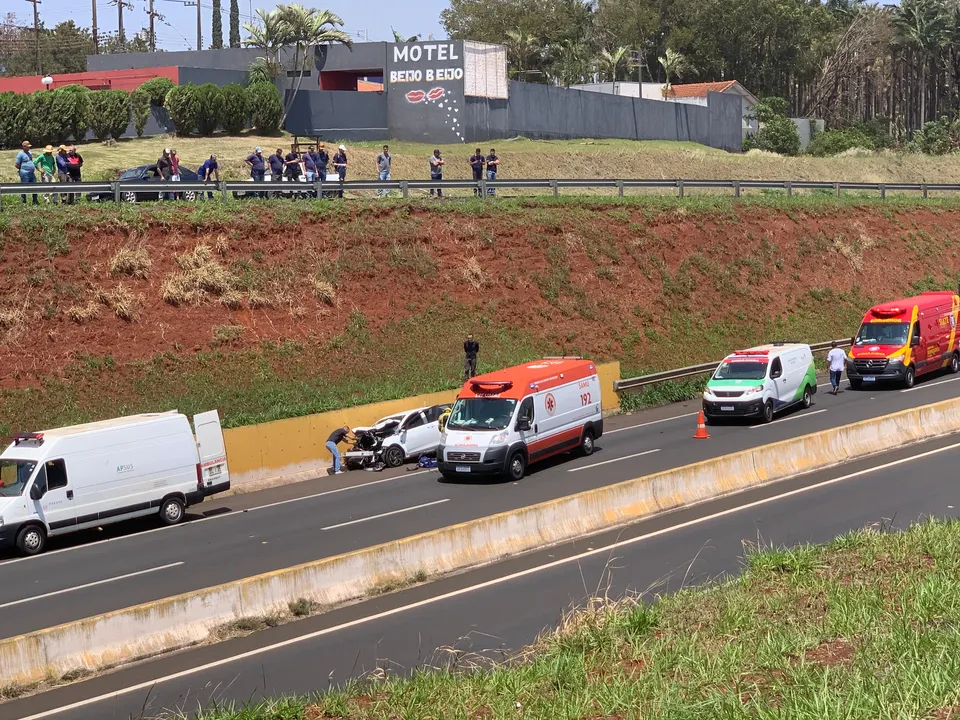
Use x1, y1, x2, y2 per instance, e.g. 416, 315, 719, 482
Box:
344, 404, 450, 469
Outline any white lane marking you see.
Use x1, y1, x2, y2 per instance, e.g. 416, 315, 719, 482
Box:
567, 448, 661, 472
750, 409, 827, 429
0, 562, 185, 610
605, 412, 698, 434
901, 376, 960, 393
24, 439, 960, 720
321, 499, 450, 531
242, 472, 432, 513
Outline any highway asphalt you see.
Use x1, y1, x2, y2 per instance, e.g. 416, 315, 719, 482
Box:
1, 372, 960, 638
7, 429, 960, 720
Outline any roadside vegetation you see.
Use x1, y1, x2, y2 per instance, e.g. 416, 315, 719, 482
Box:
163, 518, 960, 719
1, 194, 959, 435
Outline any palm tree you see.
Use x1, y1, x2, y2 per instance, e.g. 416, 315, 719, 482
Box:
277, 5, 352, 124
658, 48, 692, 97
547, 40, 592, 87
505, 29, 541, 79
392, 27, 421, 43
893, 0, 948, 125
595, 46, 634, 82
243, 8, 293, 66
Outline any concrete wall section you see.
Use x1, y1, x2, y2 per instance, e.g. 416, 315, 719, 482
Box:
315, 42, 388, 73
386, 41, 467, 144
177, 67, 249, 87
706, 92, 745, 152
89, 48, 264, 72
284, 90, 388, 141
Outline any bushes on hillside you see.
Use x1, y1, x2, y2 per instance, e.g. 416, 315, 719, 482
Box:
221, 83, 249, 134
88, 90, 132, 141
195, 83, 225, 136
131, 89, 151, 138
54, 85, 92, 142
247, 81, 283, 134
165, 84, 201, 135
807, 127, 875, 156
743, 97, 801, 156
139, 77, 176, 107
907, 116, 960, 155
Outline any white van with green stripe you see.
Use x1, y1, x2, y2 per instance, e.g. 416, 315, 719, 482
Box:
702, 343, 817, 424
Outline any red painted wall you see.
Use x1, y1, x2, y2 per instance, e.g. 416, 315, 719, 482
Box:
0, 67, 179, 94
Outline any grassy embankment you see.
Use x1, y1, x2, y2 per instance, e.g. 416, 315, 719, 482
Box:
4, 135, 960, 188
2, 194, 959, 435
167, 518, 960, 719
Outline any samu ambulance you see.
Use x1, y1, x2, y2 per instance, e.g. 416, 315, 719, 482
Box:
437, 357, 602, 481
846, 291, 960, 389
702, 343, 817, 424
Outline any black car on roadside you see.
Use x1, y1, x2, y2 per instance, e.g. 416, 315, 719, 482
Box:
87, 165, 201, 203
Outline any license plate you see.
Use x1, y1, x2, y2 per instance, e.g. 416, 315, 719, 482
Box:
863, 376, 876, 382
455, 465, 471, 473
720, 406, 735, 412
209, 465, 221, 476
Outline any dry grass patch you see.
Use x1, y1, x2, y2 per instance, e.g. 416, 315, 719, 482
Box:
219, 290, 244, 309
96, 283, 142, 321
108, 245, 152, 279
211, 324, 245, 346
461, 256, 489, 290
311, 276, 337, 306
246, 290, 274, 309
66, 301, 100, 324
163, 243, 236, 306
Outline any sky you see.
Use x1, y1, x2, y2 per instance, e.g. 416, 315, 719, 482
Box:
17, 0, 449, 51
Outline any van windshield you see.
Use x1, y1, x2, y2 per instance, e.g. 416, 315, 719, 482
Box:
0, 459, 37, 497
856, 322, 910, 346
447, 398, 517, 431
714, 360, 768, 381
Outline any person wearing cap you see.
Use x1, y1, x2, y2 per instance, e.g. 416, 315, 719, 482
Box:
198, 154, 220, 200
65, 145, 83, 204
333, 144, 348, 199
245, 146, 266, 198
15, 141, 39, 205
429, 148, 444, 198
157, 148, 174, 201
36, 145, 58, 204
55, 145, 71, 204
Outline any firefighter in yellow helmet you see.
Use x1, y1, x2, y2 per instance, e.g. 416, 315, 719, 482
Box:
438, 406, 452, 433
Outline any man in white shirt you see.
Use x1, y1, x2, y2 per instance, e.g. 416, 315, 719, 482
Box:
826, 341, 846, 395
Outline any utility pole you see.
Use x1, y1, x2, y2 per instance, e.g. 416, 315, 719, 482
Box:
109, 0, 133, 45
91, 0, 99, 53
147, 0, 165, 52
24, 0, 42, 75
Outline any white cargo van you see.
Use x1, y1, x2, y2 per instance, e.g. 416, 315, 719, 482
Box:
702, 343, 818, 424
0, 410, 229, 555
438, 357, 603, 481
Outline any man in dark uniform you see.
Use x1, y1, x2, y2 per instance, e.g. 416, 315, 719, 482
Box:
464, 334, 480, 380
469, 148, 485, 197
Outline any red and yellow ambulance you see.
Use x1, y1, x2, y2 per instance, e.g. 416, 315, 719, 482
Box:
847, 291, 960, 389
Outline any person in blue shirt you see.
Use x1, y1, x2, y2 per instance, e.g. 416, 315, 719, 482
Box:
485, 149, 500, 197
268, 148, 285, 182
198, 155, 219, 200
244, 146, 266, 198
55, 145, 71, 205
15, 141, 39, 205
314, 143, 329, 197
303, 149, 317, 182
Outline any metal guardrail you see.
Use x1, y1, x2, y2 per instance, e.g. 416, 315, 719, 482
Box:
614, 339, 854, 393
3, 178, 960, 204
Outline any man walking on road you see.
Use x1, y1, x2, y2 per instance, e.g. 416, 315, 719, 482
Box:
326, 425, 354, 475
827, 341, 846, 395
376, 144, 391, 198
464, 334, 480, 380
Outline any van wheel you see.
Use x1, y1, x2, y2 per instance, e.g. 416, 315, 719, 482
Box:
580, 429, 595, 456
801, 385, 813, 409
383, 446, 405, 468
849, 379, 862, 390
762, 401, 775, 424
159, 497, 185, 526
951, 353, 959, 374
16, 525, 46, 556
507, 451, 526, 482
903, 366, 916, 389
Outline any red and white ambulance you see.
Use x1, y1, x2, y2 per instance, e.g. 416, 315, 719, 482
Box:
437, 357, 603, 481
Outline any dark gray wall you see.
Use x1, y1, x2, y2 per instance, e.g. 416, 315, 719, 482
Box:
88, 48, 264, 72
177, 67, 249, 86
462, 82, 742, 152
386, 40, 466, 143
315, 43, 387, 72
284, 90, 388, 141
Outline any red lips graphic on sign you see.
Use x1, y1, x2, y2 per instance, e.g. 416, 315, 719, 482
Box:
427, 87, 445, 100
406, 90, 426, 104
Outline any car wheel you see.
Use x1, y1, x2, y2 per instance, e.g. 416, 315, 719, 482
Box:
762, 400, 774, 424
903, 365, 916, 389
849, 378, 862, 390
801, 385, 813, 409
16, 525, 46, 556
183, 190, 197, 202
951, 353, 959, 374
507, 451, 526, 481
383, 446, 405, 468
159, 497, 185, 526
122, 190, 137, 204
580, 429, 595, 456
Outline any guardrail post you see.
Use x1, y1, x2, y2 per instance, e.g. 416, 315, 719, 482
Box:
480, 178, 487, 198
677, 179, 684, 199
616, 180, 624, 198
785, 181, 793, 197
733, 180, 740, 198
550, 179, 558, 198
220, 181, 227, 203
113, 181, 120, 204
401, 181, 408, 199
834, 182, 840, 197
880, 183, 886, 200
922, 184, 928, 199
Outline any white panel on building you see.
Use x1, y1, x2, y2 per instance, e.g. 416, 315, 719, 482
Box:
463, 41, 508, 99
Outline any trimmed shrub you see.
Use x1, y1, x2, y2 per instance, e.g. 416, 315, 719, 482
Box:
195, 83, 225, 136
220, 83, 249, 134
247, 82, 283, 133
165, 84, 201, 136
88, 90, 132, 141
131, 88, 151, 138
139, 77, 176, 107
52, 85, 91, 143
0, 92, 26, 149
806, 127, 875, 157
743, 116, 801, 156
25, 91, 66, 147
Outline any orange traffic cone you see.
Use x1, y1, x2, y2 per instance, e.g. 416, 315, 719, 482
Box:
693, 410, 710, 439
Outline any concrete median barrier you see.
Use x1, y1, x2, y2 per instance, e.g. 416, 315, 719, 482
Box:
1, 394, 957, 687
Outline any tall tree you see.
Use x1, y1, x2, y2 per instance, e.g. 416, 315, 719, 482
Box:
595, 46, 635, 82
504, 29, 542, 80
229, 0, 241, 47
658, 48, 691, 95
893, 0, 948, 125
212, 0, 224, 49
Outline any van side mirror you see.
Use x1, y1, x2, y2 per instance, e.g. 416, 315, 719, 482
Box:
517, 418, 531, 432
911, 335, 921, 347
29, 484, 43, 501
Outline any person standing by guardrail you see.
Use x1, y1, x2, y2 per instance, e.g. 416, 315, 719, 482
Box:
430, 148, 444, 197
56, 146, 70, 204
827, 341, 846, 395
486, 148, 499, 197
245, 146, 266, 198
65, 146, 83, 204
469, 148, 485, 197
326, 425, 354, 475
15, 141, 39, 206
157, 148, 174, 201
199, 155, 220, 200
333, 145, 348, 198
37, 145, 57, 203
464, 333, 480, 379
376, 144, 392, 198
170, 148, 181, 200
